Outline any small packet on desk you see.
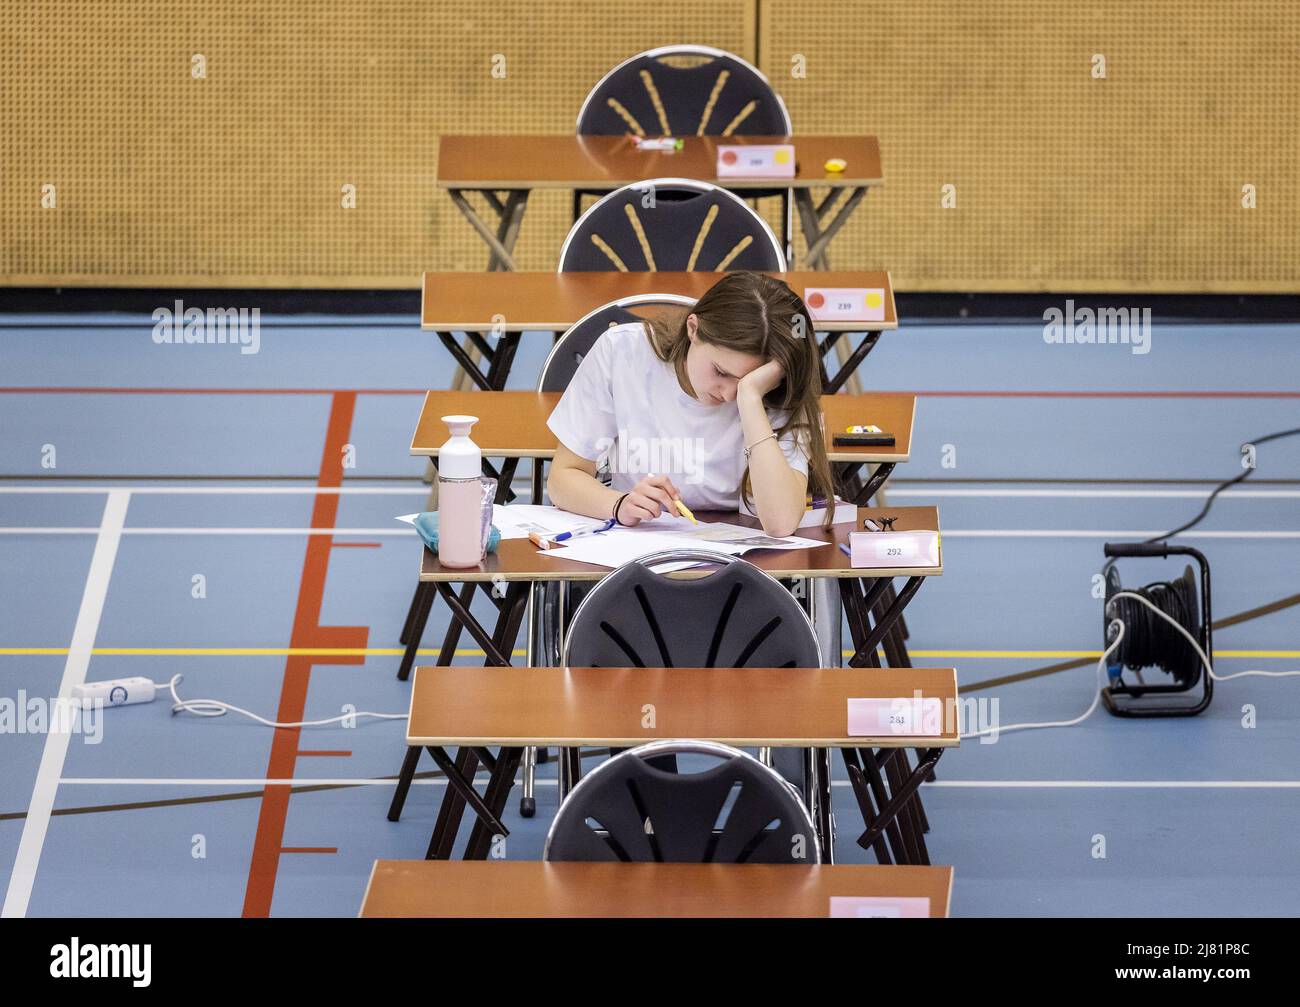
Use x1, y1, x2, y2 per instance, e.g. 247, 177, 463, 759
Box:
847, 530, 940, 568
633, 136, 683, 151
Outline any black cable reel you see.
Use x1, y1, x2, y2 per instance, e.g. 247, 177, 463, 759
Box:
1100, 542, 1214, 717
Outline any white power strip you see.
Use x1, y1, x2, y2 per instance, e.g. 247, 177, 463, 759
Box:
71, 677, 157, 708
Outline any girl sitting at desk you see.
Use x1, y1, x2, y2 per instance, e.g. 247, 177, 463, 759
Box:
546, 271, 835, 537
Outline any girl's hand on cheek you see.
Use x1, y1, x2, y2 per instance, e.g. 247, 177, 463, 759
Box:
737, 359, 785, 401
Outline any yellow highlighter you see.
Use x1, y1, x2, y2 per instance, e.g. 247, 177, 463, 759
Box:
674, 498, 698, 524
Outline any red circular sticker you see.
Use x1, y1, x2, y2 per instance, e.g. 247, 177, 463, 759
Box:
807, 292, 825, 308
721, 150, 737, 165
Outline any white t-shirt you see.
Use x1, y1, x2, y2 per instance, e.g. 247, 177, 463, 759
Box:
546, 321, 811, 511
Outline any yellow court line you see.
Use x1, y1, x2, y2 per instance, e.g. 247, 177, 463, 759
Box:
2, 647, 1299, 659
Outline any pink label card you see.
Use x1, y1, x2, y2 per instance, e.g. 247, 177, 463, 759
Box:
716, 144, 796, 178
847, 696, 943, 737
829, 897, 932, 918
804, 287, 887, 322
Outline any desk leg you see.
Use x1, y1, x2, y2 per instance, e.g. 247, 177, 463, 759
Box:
833, 460, 895, 508
840, 748, 895, 864
882, 746, 929, 865
819, 330, 882, 395
399, 579, 430, 648
447, 188, 529, 273
464, 746, 525, 860
387, 744, 423, 822
434, 581, 524, 666
435, 329, 523, 393
427, 746, 480, 859
845, 575, 924, 669
397, 582, 436, 680
793, 185, 867, 273
855, 748, 943, 858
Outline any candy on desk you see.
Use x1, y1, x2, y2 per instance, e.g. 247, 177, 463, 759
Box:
824, 157, 847, 172
632, 136, 683, 151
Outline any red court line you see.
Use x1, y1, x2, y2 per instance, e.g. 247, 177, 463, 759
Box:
2, 387, 1298, 398
242, 391, 369, 918
0, 387, 422, 395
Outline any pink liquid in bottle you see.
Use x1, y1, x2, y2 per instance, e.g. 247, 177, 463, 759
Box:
437, 476, 484, 568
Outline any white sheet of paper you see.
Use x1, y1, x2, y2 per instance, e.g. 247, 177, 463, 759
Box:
546, 521, 823, 569
490, 504, 609, 540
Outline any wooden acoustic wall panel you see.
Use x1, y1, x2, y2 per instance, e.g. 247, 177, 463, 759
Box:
760, 0, 1300, 292
1, 1, 753, 286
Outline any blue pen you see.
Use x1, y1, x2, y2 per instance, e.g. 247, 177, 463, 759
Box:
552, 518, 617, 543
839, 543, 852, 557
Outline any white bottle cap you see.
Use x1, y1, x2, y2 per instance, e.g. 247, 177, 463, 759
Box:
438, 415, 482, 480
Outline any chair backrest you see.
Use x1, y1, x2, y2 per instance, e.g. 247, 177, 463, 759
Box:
562, 550, 822, 669
577, 45, 792, 137
557, 178, 786, 273
537, 294, 696, 394
543, 739, 820, 863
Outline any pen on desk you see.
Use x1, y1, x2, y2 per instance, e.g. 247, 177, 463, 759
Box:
552, 518, 617, 541
529, 519, 616, 550
839, 543, 852, 557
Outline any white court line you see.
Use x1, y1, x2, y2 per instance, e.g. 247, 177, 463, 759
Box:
54, 778, 1300, 789
3, 490, 130, 919
1, 485, 1294, 499
56, 778, 549, 786
4, 527, 1299, 539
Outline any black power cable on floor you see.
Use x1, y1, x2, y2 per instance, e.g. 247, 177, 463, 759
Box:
1143, 427, 1300, 544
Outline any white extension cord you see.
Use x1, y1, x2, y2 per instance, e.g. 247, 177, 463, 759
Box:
160, 674, 405, 728
961, 589, 1300, 740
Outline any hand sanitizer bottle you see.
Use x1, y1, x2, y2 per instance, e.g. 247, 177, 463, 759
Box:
437, 415, 484, 568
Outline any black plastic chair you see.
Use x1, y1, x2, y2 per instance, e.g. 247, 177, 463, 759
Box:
574, 45, 794, 254
543, 739, 819, 864
564, 549, 820, 669
558, 178, 785, 273
577, 45, 791, 138
555, 549, 821, 808
537, 293, 695, 394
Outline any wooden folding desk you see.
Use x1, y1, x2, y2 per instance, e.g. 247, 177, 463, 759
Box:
420, 269, 898, 394
360, 860, 953, 918
388, 664, 958, 867
437, 134, 882, 272
408, 389, 915, 509
399, 505, 941, 676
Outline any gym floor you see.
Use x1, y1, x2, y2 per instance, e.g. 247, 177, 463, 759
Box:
2, 315, 1298, 917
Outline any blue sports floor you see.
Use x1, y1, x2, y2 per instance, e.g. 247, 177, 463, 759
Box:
2, 315, 1298, 917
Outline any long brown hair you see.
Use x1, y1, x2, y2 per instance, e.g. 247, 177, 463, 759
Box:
642, 271, 836, 527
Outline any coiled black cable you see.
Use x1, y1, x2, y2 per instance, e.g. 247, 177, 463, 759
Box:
1105, 568, 1201, 685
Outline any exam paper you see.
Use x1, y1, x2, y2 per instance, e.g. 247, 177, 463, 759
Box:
547, 517, 823, 570
488, 504, 610, 540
